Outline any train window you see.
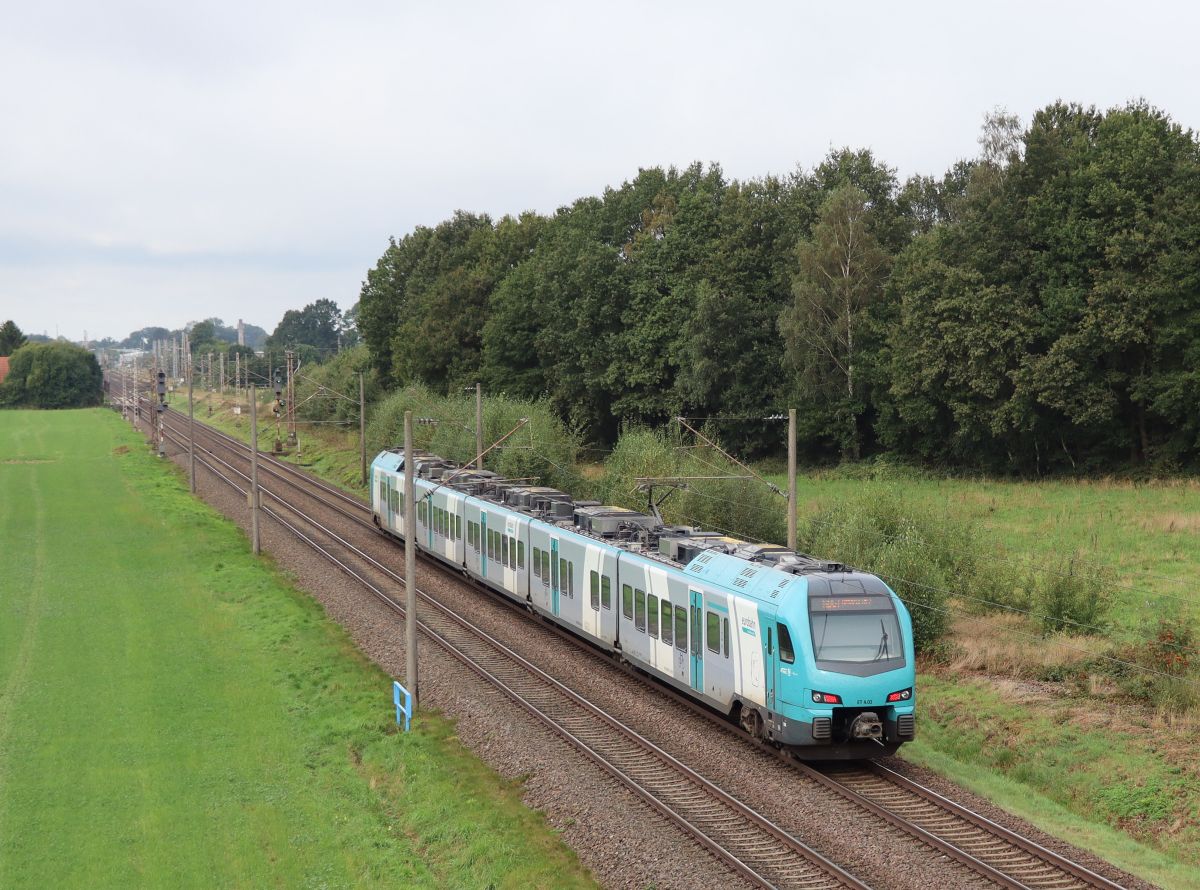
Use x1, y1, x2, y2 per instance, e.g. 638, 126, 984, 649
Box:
634, 589, 646, 632
517, 541, 525, 569
418, 501, 427, 524
723, 617, 730, 658
456, 515, 462, 539
622, 584, 633, 619
674, 606, 687, 652
379, 481, 386, 506
601, 576, 612, 610
502, 535, 510, 567
533, 547, 541, 578
490, 530, 497, 560
777, 623, 795, 664
568, 562, 575, 597
767, 627, 773, 655
590, 571, 600, 610
542, 550, 550, 583
557, 558, 566, 593
660, 600, 673, 645
647, 594, 659, 638
706, 612, 720, 653
691, 607, 702, 657
398, 492, 404, 513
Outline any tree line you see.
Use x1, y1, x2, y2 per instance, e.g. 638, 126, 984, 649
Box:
357, 101, 1200, 473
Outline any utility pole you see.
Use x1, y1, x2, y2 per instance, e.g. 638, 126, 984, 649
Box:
235, 352, 241, 400
359, 371, 367, 486
219, 352, 225, 396
188, 356, 196, 493
787, 408, 797, 552
249, 384, 261, 555
475, 382, 483, 469
404, 410, 418, 705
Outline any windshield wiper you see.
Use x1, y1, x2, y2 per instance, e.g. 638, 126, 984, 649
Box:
873, 619, 890, 661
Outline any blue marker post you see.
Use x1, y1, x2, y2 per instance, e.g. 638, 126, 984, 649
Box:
393, 680, 413, 732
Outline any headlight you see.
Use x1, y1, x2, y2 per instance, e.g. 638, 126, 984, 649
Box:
886, 687, 912, 702
811, 690, 842, 704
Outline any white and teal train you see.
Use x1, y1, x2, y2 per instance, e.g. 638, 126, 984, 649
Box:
372, 449, 916, 758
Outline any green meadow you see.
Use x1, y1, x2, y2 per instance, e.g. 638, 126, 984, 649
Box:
0, 409, 595, 889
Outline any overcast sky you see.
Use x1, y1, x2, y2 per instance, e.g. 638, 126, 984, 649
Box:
1, 0, 1197, 342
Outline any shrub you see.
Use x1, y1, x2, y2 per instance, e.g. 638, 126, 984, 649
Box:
594, 426, 787, 544
366, 384, 581, 493
0, 342, 102, 408
294, 345, 383, 424
1100, 617, 1199, 712
1034, 557, 1110, 634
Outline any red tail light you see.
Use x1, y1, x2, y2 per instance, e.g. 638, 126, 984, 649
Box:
887, 688, 913, 703
811, 691, 842, 705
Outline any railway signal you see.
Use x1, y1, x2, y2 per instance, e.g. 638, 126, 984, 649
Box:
155, 370, 167, 457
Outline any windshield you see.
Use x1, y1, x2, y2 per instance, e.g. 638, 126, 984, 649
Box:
810, 609, 903, 664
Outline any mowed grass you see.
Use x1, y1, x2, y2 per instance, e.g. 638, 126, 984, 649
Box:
0, 409, 596, 889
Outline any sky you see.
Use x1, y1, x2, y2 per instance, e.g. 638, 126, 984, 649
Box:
1, 0, 1197, 343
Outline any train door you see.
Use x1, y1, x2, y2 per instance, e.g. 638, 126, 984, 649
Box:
688, 589, 704, 694
764, 624, 776, 712
378, 474, 390, 527
550, 537, 560, 616
480, 511, 488, 580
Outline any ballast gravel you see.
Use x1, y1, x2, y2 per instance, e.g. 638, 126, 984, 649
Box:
145, 415, 1153, 890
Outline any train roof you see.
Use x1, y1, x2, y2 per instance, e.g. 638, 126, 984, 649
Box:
371, 448, 866, 586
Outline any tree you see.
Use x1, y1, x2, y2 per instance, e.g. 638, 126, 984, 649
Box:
0, 320, 27, 356
779, 186, 889, 459
0, 342, 103, 408
269, 299, 345, 353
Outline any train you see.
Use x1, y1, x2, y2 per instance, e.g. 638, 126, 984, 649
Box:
370, 448, 915, 759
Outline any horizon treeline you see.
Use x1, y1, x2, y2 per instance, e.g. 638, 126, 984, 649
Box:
358, 100, 1200, 473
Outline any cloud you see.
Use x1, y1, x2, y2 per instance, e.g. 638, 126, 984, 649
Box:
1, 0, 1198, 338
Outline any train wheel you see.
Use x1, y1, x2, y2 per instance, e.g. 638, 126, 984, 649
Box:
739, 707, 763, 739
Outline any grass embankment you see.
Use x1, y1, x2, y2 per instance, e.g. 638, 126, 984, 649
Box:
0, 409, 595, 889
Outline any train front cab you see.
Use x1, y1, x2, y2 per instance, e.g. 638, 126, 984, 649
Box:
769, 574, 916, 759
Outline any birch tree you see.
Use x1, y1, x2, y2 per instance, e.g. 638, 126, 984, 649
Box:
779, 186, 888, 459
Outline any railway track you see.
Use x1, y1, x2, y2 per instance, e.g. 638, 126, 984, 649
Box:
118, 385, 1131, 890
140, 398, 866, 890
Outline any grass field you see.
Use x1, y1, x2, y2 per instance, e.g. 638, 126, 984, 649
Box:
765, 468, 1200, 633
0, 409, 596, 889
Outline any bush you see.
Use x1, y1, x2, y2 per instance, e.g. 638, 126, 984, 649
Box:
1102, 617, 1199, 712
796, 488, 976, 653
594, 426, 787, 544
1035, 557, 1110, 634
294, 345, 383, 425
0, 342, 102, 408
366, 384, 581, 493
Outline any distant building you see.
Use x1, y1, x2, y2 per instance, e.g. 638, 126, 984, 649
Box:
0, 356, 9, 385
